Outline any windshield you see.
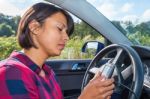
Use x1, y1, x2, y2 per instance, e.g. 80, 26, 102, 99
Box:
87, 0, 150, 46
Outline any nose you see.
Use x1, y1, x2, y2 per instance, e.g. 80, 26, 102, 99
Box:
63, 31, 69, 42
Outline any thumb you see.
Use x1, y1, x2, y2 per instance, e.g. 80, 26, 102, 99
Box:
91, 71, 104, 81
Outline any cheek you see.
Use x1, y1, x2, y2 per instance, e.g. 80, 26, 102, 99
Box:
37, 30, 60, 49
41, 35, 62, 56
39, 34, 56, 47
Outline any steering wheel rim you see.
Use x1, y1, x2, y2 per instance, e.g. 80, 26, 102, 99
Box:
81, 44, 144, 99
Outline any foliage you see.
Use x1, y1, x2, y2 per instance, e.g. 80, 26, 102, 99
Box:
125, 21, 136, 34
0, 37, 20, 60
52, 35, 104, 59
0, 36, 104, 60
0, 13, 150, 60
0, 23, 15, 36
71, 21, 100, 39
0, 13, 20, 36
128, 31, 150, 46
135, 22, 150, 35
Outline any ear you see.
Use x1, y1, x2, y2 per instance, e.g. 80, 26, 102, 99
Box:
28, 20, 41, 35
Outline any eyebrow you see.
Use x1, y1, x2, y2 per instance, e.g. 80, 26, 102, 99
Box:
56, 21, 67, 29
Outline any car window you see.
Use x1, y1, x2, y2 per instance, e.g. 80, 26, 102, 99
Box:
87, 0, 150, 46
0, 1, 105, 60
52, 16, 105, 59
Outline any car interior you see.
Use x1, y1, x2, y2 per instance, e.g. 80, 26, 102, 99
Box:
0, 0, 150, 99
46, 0, 150, 99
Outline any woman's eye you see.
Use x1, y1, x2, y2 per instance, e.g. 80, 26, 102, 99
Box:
57, 27, 63, 31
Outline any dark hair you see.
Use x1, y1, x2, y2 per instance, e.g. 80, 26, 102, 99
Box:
17, 2, 74, 49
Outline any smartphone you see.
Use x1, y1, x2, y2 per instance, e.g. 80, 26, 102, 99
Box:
101, 63, 115, 79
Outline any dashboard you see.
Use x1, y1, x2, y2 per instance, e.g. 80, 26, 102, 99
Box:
142, 60, 150, 89
133, 46, 150, 93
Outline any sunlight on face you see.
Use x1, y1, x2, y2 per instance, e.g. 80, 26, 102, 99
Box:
34, 12, 69, 57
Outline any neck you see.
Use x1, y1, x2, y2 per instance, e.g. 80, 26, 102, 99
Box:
22, 48, 48, 68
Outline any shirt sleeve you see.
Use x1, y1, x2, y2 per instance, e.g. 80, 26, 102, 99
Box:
0, 65, 39, 99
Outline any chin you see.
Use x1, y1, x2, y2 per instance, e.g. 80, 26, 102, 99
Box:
51, 51, 62, 57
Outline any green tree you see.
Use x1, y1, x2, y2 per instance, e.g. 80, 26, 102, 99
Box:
135, 22, 150, 35
125, 21, 135, 34
0, 13, 20, 35
0, 23, 15, 36
11, 16, 21, 33
0, 37, 20, 60
71, 21, 100, 39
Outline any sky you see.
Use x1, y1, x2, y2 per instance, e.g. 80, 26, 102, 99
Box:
0, 0, 150, 24
87, 0, 150, 23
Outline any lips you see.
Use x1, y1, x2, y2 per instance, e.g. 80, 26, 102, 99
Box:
58, 44, 65, 50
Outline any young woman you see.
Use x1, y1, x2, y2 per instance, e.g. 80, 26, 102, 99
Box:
0, 2, 114, 99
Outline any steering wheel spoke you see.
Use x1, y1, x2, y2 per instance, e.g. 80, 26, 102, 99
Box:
112, 48, 124, 65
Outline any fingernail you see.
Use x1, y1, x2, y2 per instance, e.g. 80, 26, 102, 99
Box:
101, 77, 106, 81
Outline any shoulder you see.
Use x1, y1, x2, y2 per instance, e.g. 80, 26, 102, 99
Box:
0, 58, 35, 80
0, 58, 36, 93
0, 59, 39, 98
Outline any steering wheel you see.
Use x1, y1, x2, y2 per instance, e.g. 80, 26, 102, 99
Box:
81, 44, 144, 99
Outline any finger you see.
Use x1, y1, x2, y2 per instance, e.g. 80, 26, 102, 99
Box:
96, 90, 113, 99
97, 84, 114, 95
106, 96, 111, 99
93, 71, 101, 79
104, 90, 113, 98
90, 71, 104, 82
92, 77, 114, 88
100, 78, 114, 87
104, 83, 115, 92
94, 79, 114, 88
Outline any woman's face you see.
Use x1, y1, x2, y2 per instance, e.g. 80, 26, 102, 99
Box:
34, 12, 69, 57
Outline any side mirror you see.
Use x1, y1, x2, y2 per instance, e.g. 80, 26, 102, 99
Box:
81, 41, 104, 55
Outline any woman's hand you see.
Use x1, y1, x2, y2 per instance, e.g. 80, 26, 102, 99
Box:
78, 72, 115, 99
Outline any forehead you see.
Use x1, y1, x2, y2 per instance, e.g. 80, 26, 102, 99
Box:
45, 12, 67, 26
